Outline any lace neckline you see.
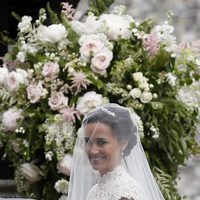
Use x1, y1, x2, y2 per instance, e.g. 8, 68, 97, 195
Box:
98, 165, 124, 183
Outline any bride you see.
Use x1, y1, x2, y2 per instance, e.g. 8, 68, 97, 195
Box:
67, 103, 165, 200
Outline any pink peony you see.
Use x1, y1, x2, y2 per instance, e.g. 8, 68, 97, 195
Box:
57, 154, 73, 176
42, 62, 60, 81
2, 107, 23, 131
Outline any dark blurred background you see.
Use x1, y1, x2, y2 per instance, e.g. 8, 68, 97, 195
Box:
0, 0, 80, 57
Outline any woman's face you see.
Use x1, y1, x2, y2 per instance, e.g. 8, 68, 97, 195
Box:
84, 122, 124, 175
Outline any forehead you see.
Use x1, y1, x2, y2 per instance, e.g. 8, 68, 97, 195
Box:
84, 122, 114, 139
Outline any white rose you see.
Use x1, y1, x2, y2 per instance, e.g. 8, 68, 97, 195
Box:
26, 82, 47, 103
48, 91, 68, 111
20, 163, 42, 183
140, 91, 153, 103
80, 40, 104, 62
38, 24, 67, 43
99, 14, 132, 40
132, 72, 143, 82
91, 49, 113, 75
6, 71, 25, 91
42, 62, 60, 81
16, 68, 28, 84
129, 88, 142, 99
2, 107, 23, 131
57, 154, 73, 176
54, 179, 68, 194
0, 67, 9, 85
76, 91, 104, 115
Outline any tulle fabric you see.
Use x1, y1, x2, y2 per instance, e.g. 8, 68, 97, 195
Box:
67, 103, 165, 200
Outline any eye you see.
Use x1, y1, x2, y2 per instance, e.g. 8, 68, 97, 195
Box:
96, 139, 108, 146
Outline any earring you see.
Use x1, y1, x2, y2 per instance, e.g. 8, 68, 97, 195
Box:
121, 147, 125, 156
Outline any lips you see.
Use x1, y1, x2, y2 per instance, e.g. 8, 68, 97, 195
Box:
89, 155, 106, 165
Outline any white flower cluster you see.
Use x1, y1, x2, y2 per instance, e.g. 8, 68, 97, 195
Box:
145, 21, 177, 56
150, 125, 160, 139
44, 116, 75, 160
129, 72, 153, 104
165, 72, 177, 87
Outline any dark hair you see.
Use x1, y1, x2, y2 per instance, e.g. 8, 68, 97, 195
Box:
83, 105, 137, 156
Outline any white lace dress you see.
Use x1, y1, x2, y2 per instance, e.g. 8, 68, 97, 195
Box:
86, 165, 141, 200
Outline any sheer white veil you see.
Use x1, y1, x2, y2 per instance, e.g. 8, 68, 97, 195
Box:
67, 103, 165, 200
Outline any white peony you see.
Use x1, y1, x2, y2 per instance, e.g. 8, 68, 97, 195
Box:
99, 14, 133, 40
71, 15, 104, 35
2, 107, 23, 131
90, 49, 113, 75
38, 24, 67, 43
129, 88, 142, 99
76, 91, 105, 115
140, 91, 153, 103
57, 154, 73, 176
0, 67, 9, 85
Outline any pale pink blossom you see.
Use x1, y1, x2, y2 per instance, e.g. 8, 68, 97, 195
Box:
61, 2, 75, 20
143, 32, 160, 57
48, 91, 68, 111
26, 82, 47, 103
2, 107, 23, 131
91, 49, 113, 75
80, 40, 104, 62
60, 107, 80, 124
70, 71, 90, 94
57, 154, 73, 175
5, 71, 25, 91
42, 62, 60, 81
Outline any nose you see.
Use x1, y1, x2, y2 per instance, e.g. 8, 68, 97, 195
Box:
88, 143, 99, 155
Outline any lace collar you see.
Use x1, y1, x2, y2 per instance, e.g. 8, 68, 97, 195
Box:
97, 165, 124, 184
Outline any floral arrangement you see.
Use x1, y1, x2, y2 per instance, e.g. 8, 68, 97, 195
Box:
0, 1, 200, 199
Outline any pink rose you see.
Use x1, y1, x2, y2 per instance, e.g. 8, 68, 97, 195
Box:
91, 49, 113, 75
42, 62, 60, 81
48, 91, 68, 111
26, 82, 47, 103
2, 107, 23, 131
